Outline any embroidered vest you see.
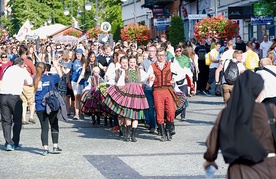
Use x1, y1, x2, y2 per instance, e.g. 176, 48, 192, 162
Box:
125, 67, 141, 83
152, 62, 173, 88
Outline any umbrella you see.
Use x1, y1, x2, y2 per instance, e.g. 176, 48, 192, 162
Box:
52, 35, 78, 42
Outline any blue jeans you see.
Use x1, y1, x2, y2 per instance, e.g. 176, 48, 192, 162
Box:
144, 90, 156, 129
178, 85, 188, 118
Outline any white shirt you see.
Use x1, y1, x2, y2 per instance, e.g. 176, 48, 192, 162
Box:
255, 65, 276, 101
221, 49, 235, 63
209, 48, 219, 69
0, 65, 33, 95
116, 68, 148, 86
260, 41, 273, 58
104, 62, 121, 85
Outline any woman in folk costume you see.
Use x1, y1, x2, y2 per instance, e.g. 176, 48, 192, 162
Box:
104, 55, 149, 142
203, 70, 276, 178
104, 50, 126, 132
81, 67, 104, 125
112, 56, 129, 136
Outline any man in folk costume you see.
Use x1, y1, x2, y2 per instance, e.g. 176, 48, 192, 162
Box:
147, 47, 185, 141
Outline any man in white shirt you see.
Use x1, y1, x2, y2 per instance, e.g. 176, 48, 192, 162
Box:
260, 34, 273, 58
215, 50, 245, 103
255, 58, 276, 105
0, 57, 33, 151
147, 47, 185, 142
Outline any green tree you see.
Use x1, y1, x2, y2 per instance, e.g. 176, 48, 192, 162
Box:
169, 16, 185, 47
2, 0, 123, 38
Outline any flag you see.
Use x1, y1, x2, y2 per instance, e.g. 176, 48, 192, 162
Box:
16, 19, 32, 41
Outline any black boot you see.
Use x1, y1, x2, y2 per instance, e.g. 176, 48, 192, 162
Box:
166, 125, 172, 141
125, 125, 131, 142
119, 126, 123, 137
109, 118, 113, 127
159, 124, 166, 142
96, 115, 101, 125
91, 115, 96, 125
131, 128, 137, 142
104, 117, 108, 126
171, 122, 175, 135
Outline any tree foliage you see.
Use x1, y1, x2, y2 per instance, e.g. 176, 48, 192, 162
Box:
169, 16, 185, 47
1, 0, 124, 37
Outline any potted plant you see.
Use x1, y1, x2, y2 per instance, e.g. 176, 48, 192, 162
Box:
194, 14, 239, 40
120, 23, 150, 45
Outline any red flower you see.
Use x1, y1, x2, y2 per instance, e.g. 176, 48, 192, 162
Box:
64, 29, 82, 37
194, 15, 239, 40
86, 27, 106, 39
120, 23, 150, 45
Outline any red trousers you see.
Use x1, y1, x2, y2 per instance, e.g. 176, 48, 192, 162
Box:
153, 89, 176, 124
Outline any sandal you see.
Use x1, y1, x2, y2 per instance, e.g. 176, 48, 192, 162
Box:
22, 121, 29, 125
29, 118, 36, 124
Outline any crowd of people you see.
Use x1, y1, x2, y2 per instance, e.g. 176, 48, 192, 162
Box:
0, 33, 276, 178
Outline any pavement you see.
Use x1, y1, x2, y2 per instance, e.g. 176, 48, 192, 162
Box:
0, 94, 228, 179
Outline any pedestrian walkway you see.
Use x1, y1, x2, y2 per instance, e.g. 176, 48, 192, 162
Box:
0, 95, 227, 179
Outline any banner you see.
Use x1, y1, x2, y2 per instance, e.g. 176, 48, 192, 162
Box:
16, 19, 32, 41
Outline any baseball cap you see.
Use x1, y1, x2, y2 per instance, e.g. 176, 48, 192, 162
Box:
75, 48, 83, 54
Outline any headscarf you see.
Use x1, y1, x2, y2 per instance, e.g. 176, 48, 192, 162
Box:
219, 70, 267, 164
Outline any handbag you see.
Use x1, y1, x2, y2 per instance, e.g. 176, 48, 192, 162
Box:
45, 76, 60, 112
176, 78, 185, 85
215, 83, 222, 96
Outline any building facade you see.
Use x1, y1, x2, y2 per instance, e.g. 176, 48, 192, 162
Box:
121, 0, 276, 43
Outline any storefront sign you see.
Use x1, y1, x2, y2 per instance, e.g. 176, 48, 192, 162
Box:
251, 16, 274, 25
156, 26, 167, 31
153, 18, 171, 26
228, 6, 253, 19
187, 14, 207, 20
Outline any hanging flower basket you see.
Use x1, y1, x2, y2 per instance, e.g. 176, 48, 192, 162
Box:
0, 26, 8, 43
86, 26, 106, 39
63, 29, 82, 38
194, 14, 239, 40
120, 23, 150, 45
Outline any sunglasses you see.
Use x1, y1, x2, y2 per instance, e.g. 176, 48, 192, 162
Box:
175, 50, 181, 53
1, 55, 7, 58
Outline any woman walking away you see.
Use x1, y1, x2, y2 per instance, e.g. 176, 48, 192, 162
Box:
203, 70, 276, 178
34, 60, 63, 156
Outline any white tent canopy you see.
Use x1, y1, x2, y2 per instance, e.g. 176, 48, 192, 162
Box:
32, 24, 66, 39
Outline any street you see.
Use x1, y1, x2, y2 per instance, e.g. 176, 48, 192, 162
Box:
0, 94, 228, 179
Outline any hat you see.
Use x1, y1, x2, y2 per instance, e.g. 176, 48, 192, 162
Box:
1, 52, 7, 58
75, 48, 83, 54
200, 39, 206, 44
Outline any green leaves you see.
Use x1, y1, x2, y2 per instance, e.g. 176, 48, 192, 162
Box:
169, 16, 185, 47
3, 0, 123, 37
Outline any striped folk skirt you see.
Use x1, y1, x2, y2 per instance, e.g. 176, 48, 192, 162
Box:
104, 82, 149, 120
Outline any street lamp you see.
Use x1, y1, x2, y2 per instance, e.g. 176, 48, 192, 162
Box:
85, 0, 92, 11
64, 6, 70, 16
47, 16, 52, 24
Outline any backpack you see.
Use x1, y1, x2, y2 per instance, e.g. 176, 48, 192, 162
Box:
45, 77, 60, 112
45, 92, 60, 112
223, 59, 239, 85
197, 48, 207, 61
